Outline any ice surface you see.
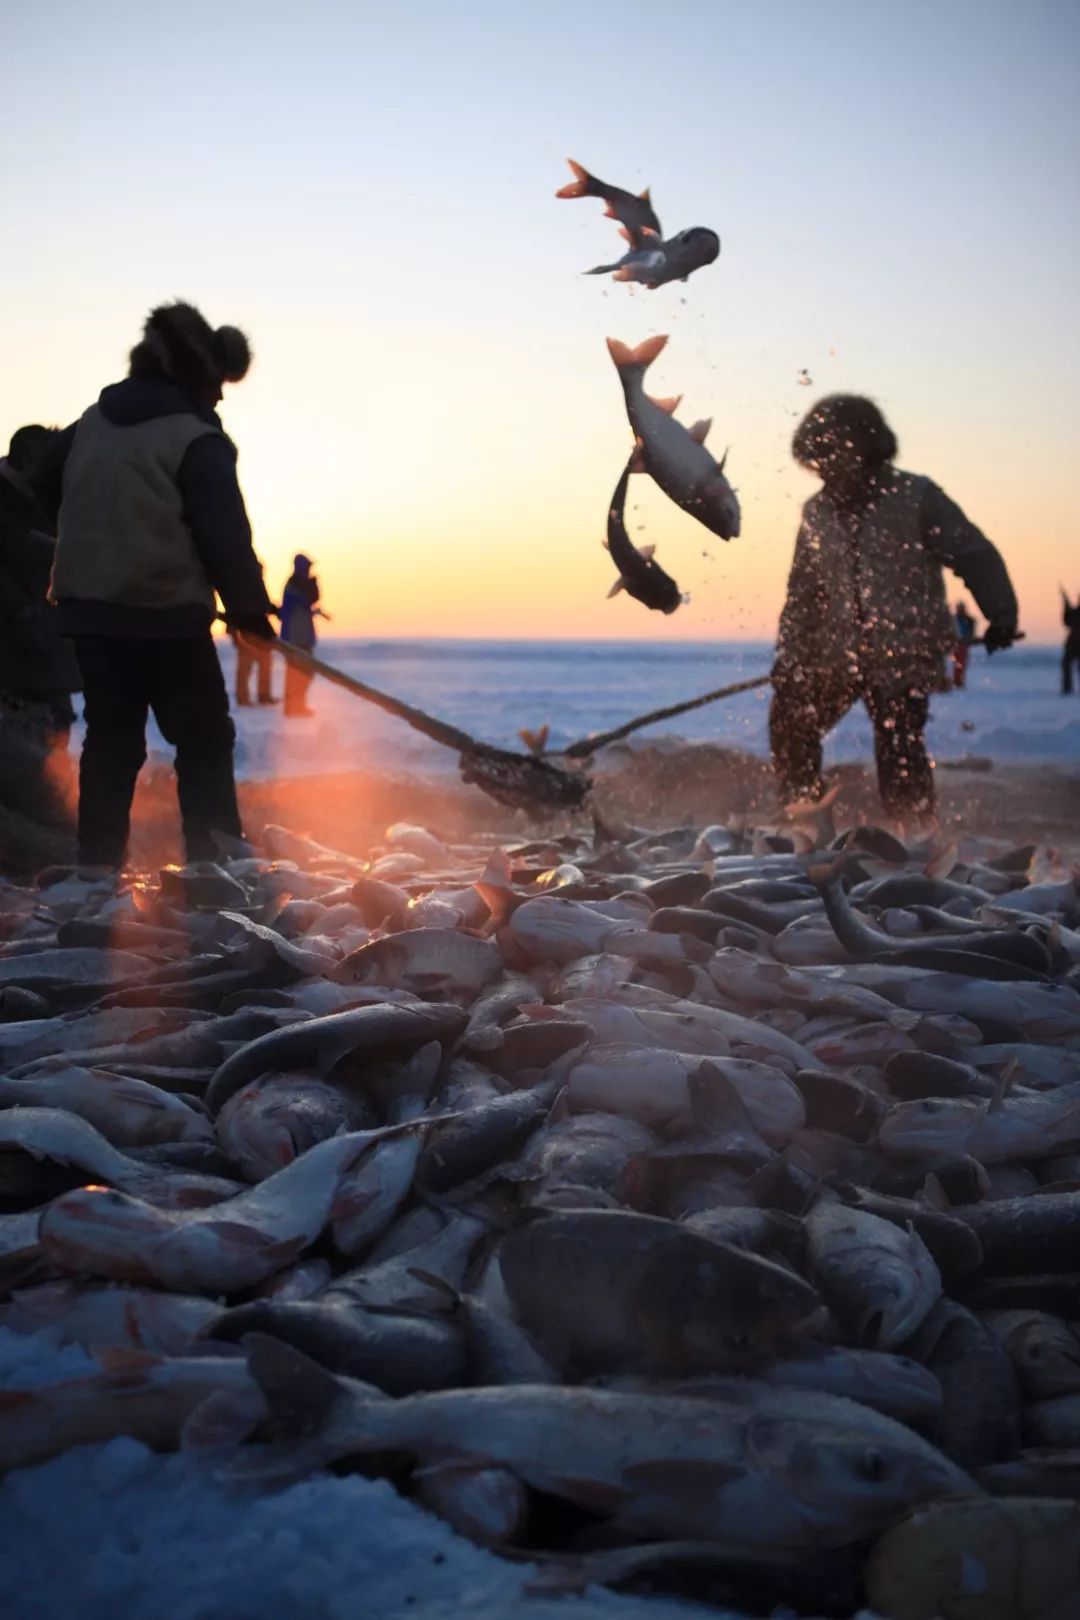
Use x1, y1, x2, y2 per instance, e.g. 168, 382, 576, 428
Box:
65, 639, 1078, 784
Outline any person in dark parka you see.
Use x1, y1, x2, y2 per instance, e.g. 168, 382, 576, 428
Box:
771, 395, 1019, 824
1062, 589, 1080, 696
0, 424, 82, 742
33, 301, 276, 869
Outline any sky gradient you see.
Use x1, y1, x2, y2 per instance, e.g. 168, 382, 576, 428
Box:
2, 0, 1078, 642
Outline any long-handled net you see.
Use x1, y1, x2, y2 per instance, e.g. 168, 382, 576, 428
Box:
241, 635, 774, 815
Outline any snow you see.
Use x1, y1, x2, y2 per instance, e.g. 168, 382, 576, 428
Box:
0, 1327, 713, 1620
62, 639, 1080, 785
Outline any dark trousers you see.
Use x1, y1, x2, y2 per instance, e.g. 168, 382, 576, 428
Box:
770, 668, 935, 819
1064, 650, 1080, 695
283, 661, 314, 717
73, 634, 242, 869
234, 635, 274, 704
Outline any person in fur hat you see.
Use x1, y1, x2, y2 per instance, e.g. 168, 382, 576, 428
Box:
33, 301, 276, 869
770, 394, 1018, 825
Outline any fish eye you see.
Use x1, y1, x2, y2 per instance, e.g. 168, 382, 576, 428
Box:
857, 1448, 888, 1482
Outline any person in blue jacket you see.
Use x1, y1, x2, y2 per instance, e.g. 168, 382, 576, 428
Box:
279, 554, 330, 717
33, 301, 276, 869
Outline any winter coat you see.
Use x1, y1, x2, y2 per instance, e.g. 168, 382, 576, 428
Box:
279, 573, 320, 652
34, 377, 272, 638
775, 468, 1017, 695
0, 460, 81, 693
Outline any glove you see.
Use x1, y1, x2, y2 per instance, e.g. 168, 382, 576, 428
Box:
983, 623, 1017, 655
229, 612, 277, 642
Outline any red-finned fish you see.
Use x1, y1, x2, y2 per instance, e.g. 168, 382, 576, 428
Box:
607, 335, 740, 541
556, 159, 661, 245
586, 226, 720, 290
604, 457, 682, 615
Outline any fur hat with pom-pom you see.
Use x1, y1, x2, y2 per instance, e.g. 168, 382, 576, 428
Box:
130, 301, 252, 396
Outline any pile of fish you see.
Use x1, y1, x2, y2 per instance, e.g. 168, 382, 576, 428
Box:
1, 814, 1079, 1619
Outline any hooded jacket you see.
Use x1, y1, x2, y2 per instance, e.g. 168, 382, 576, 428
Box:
34, 376, 272, 637
775, 468, 1018, 694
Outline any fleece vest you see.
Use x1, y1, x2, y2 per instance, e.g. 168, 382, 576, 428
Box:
52, 406, 219, 612
776, 470, 955, 694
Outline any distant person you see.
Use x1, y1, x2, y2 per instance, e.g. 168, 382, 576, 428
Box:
771, 395, 1019, 824
33, 301, 276, 870
0, 424, 81, 745
279, 553, 330, 718
231, 566, 278, 705
1063, 588, 1080, 695
951, 599, 977, 689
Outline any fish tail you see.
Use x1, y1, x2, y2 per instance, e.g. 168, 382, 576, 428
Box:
556, 158, 594, 199
605, 334, 669, 374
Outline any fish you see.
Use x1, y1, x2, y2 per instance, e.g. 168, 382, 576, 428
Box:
878, 1082, 1080, 1165
216, 1073, 377, 1183
416, 1462, 530, 1548
37, 1126, 415, 1294
231, 1335, 975, 1559
865, 1496, 1080, 1620
206, 1298, 468, 1393
902, 1298, 1022, 1468
333, 928, 503, 1003
0, 1106, 237, 1209
204, 1002, 466, 1114
0, 1351, 264, 1474
0, 1066, 213, 1148
555, 159, 661, 244
603, 457, 682, 614
493, 1207, 820, 1376
806, 1201, 942, 1349
607, 334, 741, 541
0, 1280, 220, 1354
586, 226, 721, 289
954, 1191, 1080, 1275
984, 1311, 1080, 1398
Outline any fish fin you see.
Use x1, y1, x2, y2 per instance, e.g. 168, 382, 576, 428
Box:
638, 544, 657, 561
0, 1390, 35, 1410
717, 447, 729, 474
622, 1459, 744, 1496
555, 159, 591, 198
628, 438, 648, 474
405, 1267, 460, 1306
606, 334, 668, 372
546, 1085, 571, 1125
988, 1060, 1019, 1113
639, 187, 651, 201
546, 1474, 634, 1513
182, 1388, 267, 1455
924, 843, 959, 880
243, 1332, 352, 1430
197, 1220, 276, 1249
646, 394, 682, 415
612, 268, 635, 282
518, 725, 549, 757
617, 226, 631, 244
607, 577, 628, 599
687, 418, 712, 445
95, 1346, 160, 1373
922, 1172, 952, 1211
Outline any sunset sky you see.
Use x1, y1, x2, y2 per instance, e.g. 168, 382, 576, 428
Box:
2, 0, 1078, 642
